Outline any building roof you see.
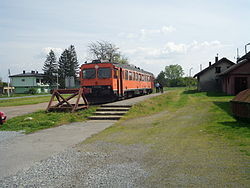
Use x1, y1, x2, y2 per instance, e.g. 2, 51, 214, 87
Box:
218, 59, 249, 76
193, 57, 235, 78
9, 72, 44, 78
237, 51, 250, 62
231, 88, 250, 103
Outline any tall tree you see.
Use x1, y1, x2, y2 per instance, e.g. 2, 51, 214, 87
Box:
88, 41, 128, 64
164, 64, 184, 87
155, 71, 167, 86
58, 45, 79, 88
43, 50, 57, 87
165, 64, 184, 80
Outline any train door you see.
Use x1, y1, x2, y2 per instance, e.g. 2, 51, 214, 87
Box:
115, 68, 119, 96
120, 68, 123, 97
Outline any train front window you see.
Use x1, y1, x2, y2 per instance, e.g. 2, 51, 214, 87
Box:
98, 68, 111, 78
83, 68, 96, 79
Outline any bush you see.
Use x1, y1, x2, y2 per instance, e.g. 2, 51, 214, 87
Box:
28, 88, 37, 95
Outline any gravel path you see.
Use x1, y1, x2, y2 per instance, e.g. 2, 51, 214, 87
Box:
0, 131, 24, 143
0, 121, 114, 178
0, 142, 149, 187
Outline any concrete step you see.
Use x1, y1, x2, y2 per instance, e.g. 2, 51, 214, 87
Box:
88, 115, 122, 120
101, 104, 132, 108
96, 107, 130, 111
95, 111, 127, 116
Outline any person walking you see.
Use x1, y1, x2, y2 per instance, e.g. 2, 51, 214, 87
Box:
159, 83, 163, 93
155, 82, 160, 93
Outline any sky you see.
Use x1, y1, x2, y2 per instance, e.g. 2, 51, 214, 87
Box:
1, 0, 250, 81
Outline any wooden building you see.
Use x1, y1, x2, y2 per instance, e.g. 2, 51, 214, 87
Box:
219, 57, 250, 95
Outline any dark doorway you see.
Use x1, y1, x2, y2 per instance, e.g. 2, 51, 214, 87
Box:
235, 77, 248, 94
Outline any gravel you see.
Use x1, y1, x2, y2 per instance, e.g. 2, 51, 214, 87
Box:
0, 131, 24, 143
0, 142, 150, 187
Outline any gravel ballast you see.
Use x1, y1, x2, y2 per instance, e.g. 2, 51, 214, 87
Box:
0, 131, 24, 143
0, 142, 149, 187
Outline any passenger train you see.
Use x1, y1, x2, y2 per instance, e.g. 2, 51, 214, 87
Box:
79, 60, 154, 103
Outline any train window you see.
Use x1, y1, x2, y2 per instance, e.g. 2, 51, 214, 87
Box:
136, 73, 138, 81
98, 68, 112, 78
83, 68, 96, 79
125, 70, 128, 80
142, 75, 144, 81
133, 72, 135, 80
129, 71, 132, 80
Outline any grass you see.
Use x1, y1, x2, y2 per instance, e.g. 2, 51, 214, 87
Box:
84, 88, 250, 156
0, 96, 53, 107
80, 88, 250, 185
0, 107, 97, 134
0, 93, 49, 98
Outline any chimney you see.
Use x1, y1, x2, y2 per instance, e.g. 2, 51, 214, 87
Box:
215, 55, 218, 63
23, 70, 25, 74
209, 62, 212, 67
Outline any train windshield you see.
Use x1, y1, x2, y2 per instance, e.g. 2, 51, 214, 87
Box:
98, 68, 111, 78
82, 68, 96, 79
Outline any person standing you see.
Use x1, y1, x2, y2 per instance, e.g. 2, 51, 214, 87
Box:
159, 83, 163, 93
155, 82, 160, 93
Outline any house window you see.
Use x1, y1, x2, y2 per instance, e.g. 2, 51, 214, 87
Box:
21, 79, 25, 82
215, 67, 221, 73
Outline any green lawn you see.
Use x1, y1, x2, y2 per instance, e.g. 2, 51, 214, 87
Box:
0, 107, 97, 134
0, 96, 53, 107
0, 93, 49, 98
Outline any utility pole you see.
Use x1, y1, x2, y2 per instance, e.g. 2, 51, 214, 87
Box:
245, 43, 250, 54
189, 67, 193, 77
7, 69, 10, 97
56, 64, 59, 90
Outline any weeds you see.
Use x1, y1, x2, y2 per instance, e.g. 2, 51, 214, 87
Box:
0, 107, 97, 133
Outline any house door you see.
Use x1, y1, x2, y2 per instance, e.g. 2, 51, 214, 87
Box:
235, 77, 248, 94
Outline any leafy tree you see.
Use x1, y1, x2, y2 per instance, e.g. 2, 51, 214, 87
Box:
165, 64, 184, 80
88, 41, 128, 64
164, 64, 184, 87
42, 50, 57, 87
155, 71, 167, 86
58, 45, 79, 88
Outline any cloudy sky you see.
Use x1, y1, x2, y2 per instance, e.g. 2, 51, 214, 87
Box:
1, 0, 250, 81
